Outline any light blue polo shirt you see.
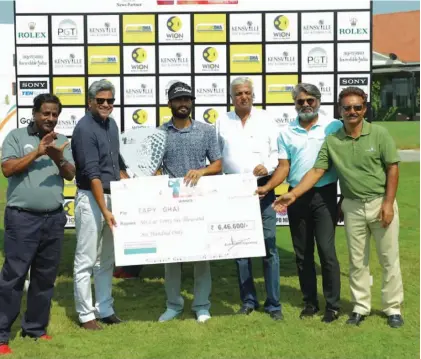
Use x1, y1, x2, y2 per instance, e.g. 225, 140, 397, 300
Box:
277, 116, 343, 188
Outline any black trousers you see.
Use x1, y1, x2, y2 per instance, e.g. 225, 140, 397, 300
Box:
287, 182, 340, 311
0, 206, 66, 343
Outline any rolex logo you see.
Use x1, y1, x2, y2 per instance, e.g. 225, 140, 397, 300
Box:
350, 18, 357, 26
28, 22, 36, 30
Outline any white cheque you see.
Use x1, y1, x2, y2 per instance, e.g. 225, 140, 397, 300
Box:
110, 174, 265, 266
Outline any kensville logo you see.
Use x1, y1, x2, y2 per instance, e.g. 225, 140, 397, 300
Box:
274, 112, 294, 125
89, 55, 119, 64
89, 22, 118, 36
318, 81, 332, 96
126, 83, 153, 98
307, 47, 328, 69
203, 108, 219, 125
57, 114, 78, 130
302, 19, 332, 36
339, 17, 369, 35
160, 52, 189, 69
57, 18, 78, 40
55, 86, 83, 95
17, 22, 47, 40
196, 83, 225, 97
231, 20, 260, 36
125, 23, 153, 33
232, 53, 260, 64
132, 109, 148, 125
54, 53, 83, 68
196, 23, 224, 33
267, 51, 296, 66
339, 77, 368, 86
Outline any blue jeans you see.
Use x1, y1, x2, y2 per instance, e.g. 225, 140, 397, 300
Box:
235, 189, 281, 313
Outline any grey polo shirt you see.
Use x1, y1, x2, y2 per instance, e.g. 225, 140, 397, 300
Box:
1, 122, 74, 212
161, 119, 221, 178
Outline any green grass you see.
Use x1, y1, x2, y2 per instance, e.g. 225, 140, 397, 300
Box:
0, 164, 419, 359
374, 122, 420, 149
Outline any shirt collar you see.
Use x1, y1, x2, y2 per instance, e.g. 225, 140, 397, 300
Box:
165, 118, 195, 132
337, 120, 371, 139
291, 115, 324, 132
231, 106, 256, 121
27, 121, 39, 136
89, 111, 110, 126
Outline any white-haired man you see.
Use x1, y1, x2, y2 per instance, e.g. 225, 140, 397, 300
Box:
215, 77, 283, 320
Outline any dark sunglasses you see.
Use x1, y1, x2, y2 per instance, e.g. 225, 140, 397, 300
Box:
341, 105, 364, 112
296, 98, 316, 106
95, 98, 115, 105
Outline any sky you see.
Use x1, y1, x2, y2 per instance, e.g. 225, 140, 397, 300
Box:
0, 0, 419, 23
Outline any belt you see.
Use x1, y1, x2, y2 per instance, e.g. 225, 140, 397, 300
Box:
8, 205, 63, 215
345, 195, 383, 203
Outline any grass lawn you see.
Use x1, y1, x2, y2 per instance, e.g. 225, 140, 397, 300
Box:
0, 164, 419, 359
374, 121, 420, 149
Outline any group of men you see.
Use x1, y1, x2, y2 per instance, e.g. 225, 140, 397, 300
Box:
0, 76, 404, 355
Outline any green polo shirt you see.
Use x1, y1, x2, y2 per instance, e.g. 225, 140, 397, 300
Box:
314, 120, 400, 200
1, 123, 74, 212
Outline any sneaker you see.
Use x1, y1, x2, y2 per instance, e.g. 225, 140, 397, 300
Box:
0, 343, 12, 355
196, 310, 211, 323
158, 309, 182, 322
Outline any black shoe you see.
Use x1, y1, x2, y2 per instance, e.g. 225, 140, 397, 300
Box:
99, 314, 123, 325
346, 312, 366, 326
322, 310, 339, 323
300, 304, 319, 319
387, 314, 404, 328
236, 305, 254, 315
269, 310, 284, 321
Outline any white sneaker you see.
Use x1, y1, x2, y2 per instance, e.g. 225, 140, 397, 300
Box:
196, 310, 211, 323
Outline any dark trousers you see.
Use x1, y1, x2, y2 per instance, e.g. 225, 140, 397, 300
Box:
0, 206, 65, 343
287, 182, 340, 311
236, 185, 281, 313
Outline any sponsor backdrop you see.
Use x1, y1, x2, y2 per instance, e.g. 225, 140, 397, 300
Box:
14, 0, 372, 227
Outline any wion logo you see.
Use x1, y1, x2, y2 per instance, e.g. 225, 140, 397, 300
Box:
273, 15, 290, 39
166, 16, 183, 40
202, 108, 219, 125
202, 47, 219, 70
131, 47, 148, 70
64, 200, 75, 225
132, 108, 148, 125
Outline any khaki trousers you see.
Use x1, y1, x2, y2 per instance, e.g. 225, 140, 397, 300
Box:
342, 197, 403, 316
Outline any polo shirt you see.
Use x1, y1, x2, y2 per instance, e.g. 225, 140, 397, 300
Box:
216, 107, 278, 176
161, 119, 221, 178
314, 120, 400, 200
71, 112, 121, 192
1, 122, 74, 212
278, 116, 343, 187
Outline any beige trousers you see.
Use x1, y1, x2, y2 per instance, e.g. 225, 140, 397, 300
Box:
342, 197, 403, 316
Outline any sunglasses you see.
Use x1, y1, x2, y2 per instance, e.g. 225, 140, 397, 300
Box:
341, 105, 364, 112
296, 98, 316, 106
95, 98, 115, 105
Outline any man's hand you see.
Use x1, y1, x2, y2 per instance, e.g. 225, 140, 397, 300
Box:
379, 201, 394, 228
272, 192, 297, 212
37, 132, 57, 157
253, 164, 268, 177
184, 169, 204, 187
45, 141, 70, 163
103, 209, 117, 231
337, 200, 344, 223
255, 185, 269, 199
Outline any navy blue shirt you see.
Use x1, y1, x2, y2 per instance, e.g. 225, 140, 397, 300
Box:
71, 112, 121, 192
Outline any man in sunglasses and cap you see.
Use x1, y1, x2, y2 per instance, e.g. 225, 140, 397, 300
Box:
272, 87, 404, 329
71, 80, 128, 330
158, 81, 222, 323
257, 83, 343, 323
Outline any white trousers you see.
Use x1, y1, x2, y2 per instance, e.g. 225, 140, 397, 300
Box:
73, 190, 115, 323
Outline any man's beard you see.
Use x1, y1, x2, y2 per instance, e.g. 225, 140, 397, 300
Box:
297, 106, 319, 121
171, 106, 191, 119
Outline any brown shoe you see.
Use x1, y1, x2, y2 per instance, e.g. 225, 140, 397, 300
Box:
80, 319, 103, 330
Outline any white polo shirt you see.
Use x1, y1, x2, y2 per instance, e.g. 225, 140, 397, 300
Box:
216, 107, 279, 175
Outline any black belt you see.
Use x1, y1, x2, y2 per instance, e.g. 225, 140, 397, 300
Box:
8, 205, 63, 215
